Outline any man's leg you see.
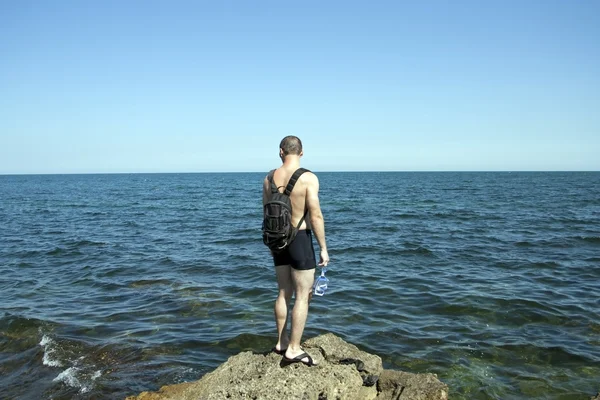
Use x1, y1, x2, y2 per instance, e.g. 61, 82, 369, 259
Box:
274, 264, 293, 351
285, 267, 316, 362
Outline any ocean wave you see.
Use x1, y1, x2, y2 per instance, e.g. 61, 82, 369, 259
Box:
440, 187, 479, 191
334, 206, 356, 212
528, 261, 561, 269
514, 238, 573, 249
43, 229, 66, 235
434, 301, 495, 318
0, 313, 46, 332
72, 239, 109, 248
128, 278, 175, 288
123, 220, 141, 227
397, 246, 435, 256
63, 203, 90, 208
515, 240, 534, 247
376, 225, 401, 233
40, 335, 63, 367
389, 212, 419, 219
495, 343, 598, 364
578, 235, 600, 244
46, 246, 74, 256
335, 244, 381, 255
156, 256, 180, 266
39, 333, 108, 395
431, 211, 481, 221
83, 211, 108, 216
213, 237, 256, 245
53, 366, 102, 394
0, 315, 51, 359
334, 243, 436, 257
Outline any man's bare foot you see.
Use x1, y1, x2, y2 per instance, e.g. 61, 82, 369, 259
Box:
272, 338, 289, 355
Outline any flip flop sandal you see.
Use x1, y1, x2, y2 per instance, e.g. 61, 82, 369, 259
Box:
283, 352, 316, 367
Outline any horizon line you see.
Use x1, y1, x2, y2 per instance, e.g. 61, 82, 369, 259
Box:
1, 170, 599, 176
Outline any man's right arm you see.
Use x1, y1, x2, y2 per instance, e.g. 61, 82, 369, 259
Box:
305, 173, 329, 267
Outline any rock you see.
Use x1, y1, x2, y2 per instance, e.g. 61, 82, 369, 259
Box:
377, 370, 448, 400
126, 333, 448, 400
591, 392, 600, 400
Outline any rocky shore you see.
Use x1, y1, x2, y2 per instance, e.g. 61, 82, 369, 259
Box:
126, 333, 448, 400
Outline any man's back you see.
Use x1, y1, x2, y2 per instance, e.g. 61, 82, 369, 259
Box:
265, 167, 321, 232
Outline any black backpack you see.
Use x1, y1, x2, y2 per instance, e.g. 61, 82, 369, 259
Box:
262, 168, 310, 253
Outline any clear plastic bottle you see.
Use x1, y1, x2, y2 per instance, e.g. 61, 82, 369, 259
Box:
313, 268, 329, 296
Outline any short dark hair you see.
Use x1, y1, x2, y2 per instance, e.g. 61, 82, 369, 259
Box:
280, 136, 303, 156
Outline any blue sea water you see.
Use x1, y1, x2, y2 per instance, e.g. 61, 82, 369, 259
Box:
0, 172, 599, 399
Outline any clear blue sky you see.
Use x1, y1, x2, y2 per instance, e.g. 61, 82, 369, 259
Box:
1, 0, 598, 173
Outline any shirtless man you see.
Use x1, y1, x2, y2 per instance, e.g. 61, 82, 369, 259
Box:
262, 136, 329, 366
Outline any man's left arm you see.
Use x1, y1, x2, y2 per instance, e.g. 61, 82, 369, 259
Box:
262, 176, 270, 206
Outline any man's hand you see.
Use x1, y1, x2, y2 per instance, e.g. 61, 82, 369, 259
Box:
318, 249, 330, 267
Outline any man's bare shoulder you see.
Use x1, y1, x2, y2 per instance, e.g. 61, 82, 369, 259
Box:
300, 169, 317, 179
300, 170, 319, 188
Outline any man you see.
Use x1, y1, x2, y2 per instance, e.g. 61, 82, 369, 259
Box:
262, 135, 329, 366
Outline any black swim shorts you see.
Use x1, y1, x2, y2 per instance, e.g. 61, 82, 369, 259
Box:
272, 230, 316, 270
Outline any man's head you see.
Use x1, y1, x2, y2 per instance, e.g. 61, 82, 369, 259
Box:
279, 136, 303, 159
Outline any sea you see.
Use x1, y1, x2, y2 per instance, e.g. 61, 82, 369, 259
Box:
0, 172, 599, 400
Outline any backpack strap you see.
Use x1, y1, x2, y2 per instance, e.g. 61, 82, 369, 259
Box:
285, 168, 310, 230
284, 168, 310, 196
267, 169, 278, 194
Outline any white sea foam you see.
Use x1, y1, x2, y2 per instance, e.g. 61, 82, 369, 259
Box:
39, 335, 63, 367
39, 335, 51, 346
53, 366, 99, 393
40, 334, 101, 393
173, 367, 196, 383
53, 367, 81, 387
